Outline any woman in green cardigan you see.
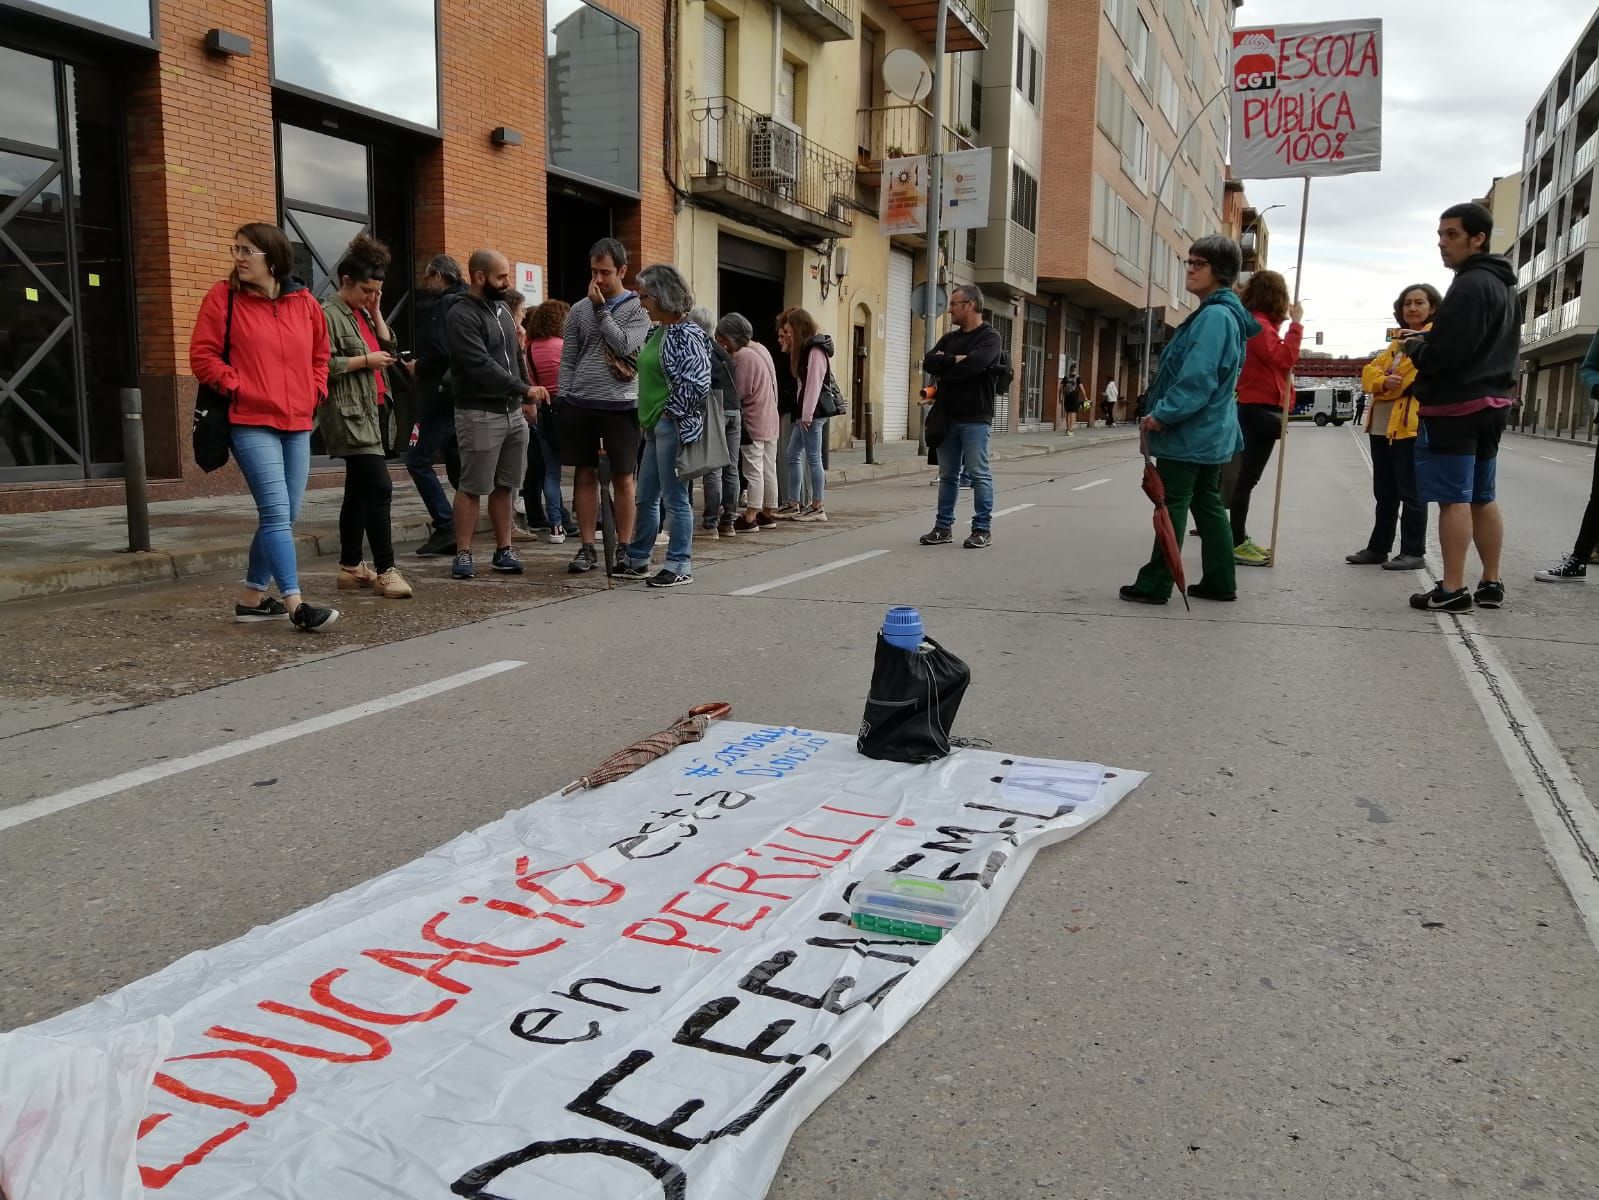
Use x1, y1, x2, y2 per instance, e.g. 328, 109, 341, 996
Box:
319, 235, 412, 599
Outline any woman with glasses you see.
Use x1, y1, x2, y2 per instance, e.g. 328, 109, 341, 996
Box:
318, 234, 413, 600
190, 223, 338, 630
617, 264, 712, 588
1120, 236, 1258, 605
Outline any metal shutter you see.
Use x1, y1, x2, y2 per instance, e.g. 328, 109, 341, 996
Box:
778, 62, 796, 124
702, 13, 726, 163
882, 249, 913, 441
990, 310, 1013, 432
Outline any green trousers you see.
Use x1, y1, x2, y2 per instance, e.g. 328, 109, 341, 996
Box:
1132, 457, 1238, 599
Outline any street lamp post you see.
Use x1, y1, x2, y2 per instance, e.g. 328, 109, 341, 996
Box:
1241, 202, 1286, 268
1140, 83, 1230, 398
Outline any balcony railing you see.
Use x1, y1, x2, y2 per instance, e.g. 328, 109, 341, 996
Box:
1557, 99, 1572, 128
1537, 182, 1554, 216
1576, 132, 1598, 177
688, 96, 854, 239
1535, 248, 1553, 277
854, 105, 974, 168
1533, 311, 1552, 340
1572, 215, 1591, 254
1518, 259, 1533, 287
772, 0, 854, 43
1560, 296, 1582, 332
1536, 129, 1553, 157
877, 0, 989, 52
1579, 61, 1599, 104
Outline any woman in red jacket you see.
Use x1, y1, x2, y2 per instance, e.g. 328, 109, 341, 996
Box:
1229, 270, 1303, 566
189, 223, 337, 631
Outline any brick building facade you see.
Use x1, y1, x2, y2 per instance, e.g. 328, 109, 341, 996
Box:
0, 0, 672, 512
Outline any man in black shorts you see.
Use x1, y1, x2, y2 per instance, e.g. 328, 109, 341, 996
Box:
558, 238, 653, 574
1407, 201, 1521, 612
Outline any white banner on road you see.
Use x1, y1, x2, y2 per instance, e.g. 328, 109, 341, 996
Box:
0, 723, 1144, 1200
1229, 20, 1383, 179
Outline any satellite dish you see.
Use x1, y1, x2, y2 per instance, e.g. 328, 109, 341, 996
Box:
883, 48, 932, 104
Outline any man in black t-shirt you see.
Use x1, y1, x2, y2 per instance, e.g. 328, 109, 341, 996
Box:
918, 284, 1003, 549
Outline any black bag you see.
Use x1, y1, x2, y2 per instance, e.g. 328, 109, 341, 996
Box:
856, 633, 972, 764
815, 371, 846, 419
923, 401, 948, 451
191, 290, 235, 473
989, 348, 1015, 397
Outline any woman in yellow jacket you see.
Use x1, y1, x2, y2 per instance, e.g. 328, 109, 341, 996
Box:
1346, 283, 1443, 570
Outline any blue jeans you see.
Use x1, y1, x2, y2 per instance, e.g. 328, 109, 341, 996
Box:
535, 420, 569, 529
702, 407, 742, 519
786, 418, 826, 506
627, 420, 693, 574
405, 409, 457, 531
936, 421, 994, 532
230, 425, 311, 595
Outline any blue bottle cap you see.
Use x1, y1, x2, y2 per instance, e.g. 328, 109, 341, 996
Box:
882, 605, 924, 651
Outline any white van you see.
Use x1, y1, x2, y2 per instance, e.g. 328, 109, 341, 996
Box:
1290, 387, 1356, 427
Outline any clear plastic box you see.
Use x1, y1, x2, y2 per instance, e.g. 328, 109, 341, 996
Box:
849, 871, 981, 943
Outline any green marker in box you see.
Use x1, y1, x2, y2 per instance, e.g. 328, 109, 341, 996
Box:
849, 871, 980, 944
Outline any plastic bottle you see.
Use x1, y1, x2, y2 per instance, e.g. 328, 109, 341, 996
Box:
881, 605, 924, 652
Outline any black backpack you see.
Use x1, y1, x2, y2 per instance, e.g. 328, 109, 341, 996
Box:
989, 348, 1015, 396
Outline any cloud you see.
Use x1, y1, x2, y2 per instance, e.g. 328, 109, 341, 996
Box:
1234, 1, 1590, 354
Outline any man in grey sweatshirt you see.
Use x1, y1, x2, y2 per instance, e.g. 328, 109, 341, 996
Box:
558, 237, 653, 574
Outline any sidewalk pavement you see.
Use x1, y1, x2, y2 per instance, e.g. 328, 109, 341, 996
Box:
0, 425, 1138, 604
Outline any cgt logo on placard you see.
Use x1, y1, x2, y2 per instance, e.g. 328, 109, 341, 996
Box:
1233, 28, 1277, 92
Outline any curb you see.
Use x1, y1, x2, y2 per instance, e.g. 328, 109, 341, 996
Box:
1, 432, 1138, 606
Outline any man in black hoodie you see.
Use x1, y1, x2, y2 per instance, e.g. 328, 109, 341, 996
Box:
918, 283, 1003, 548
1406, 202, 1521, 613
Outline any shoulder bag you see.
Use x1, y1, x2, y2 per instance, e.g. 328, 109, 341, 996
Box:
191, 289, 235, 473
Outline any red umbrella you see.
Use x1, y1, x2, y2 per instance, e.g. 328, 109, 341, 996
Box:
562, 702, 734, 794
1139, 429, 1190, 611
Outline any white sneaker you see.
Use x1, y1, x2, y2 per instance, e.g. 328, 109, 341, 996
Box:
548, 526, 567, 544
656, 532, 670, 545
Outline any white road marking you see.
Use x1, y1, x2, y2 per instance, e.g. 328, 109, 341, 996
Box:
0, 661, 527, 835
992, 503, 1036, 517
1541, 455, 1565, 463
731, 550, 891, 597
1072, 478, 1113, 491
1353, 426, 1599, 953
1435, 613, 1599, 956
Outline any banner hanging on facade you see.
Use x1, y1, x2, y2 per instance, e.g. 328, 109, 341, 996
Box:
1229, 19, 1383, 179
0, 722, 1146, 1200
879, 148, 994, 235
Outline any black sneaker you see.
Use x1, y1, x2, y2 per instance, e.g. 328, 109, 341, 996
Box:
615, 560, 651, 580
1534, 555, 1587, 583
567, 544, 599, 574
1473, 580, 1506, 609
491, 546, 524, 574
290, 602, 340, 632
919, 526, 953, 546
963, 530, 992, 549
1118, 585, 1167, 605
1409, 583, 1472, 612
613, 549, 631, 576
416, 526, 456, 557
1186, 584, 1237, 602
452, 550, 475, 580
234, 596, 290, 623
646, 569, 693, 588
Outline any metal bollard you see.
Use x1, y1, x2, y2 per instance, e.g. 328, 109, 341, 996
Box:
120, 387, 151, 552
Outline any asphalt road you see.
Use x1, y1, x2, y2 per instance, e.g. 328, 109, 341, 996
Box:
3, 428, 1597, 1199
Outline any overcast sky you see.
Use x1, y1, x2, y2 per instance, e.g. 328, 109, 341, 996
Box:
1234, 1, 1592, 355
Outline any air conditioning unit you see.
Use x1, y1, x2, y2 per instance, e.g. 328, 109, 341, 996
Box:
750, 115, 800, 194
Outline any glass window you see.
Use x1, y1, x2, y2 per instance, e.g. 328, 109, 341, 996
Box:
285, 210, 367, 296
279, 124, 369, 214
547, 0, 641, 194
0, 48, 60, 150
23, 0, 151, 37
270, 0, 440, 129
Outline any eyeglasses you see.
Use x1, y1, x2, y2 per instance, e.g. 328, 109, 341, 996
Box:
230, 244, 266, 258
950, 299, 974, 309
1184, 257, 1212, 271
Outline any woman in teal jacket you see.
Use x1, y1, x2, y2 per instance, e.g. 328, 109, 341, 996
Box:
1121, 235, 1259, 604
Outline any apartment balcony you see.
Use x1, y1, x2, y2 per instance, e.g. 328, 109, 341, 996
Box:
854, 105, 974, 180
1560, 296, 1582, 331
1536, 128, 1553, 157
1518, 259, 1533, 287
1557, 99, 1573, 128
1580, 61, 1599, 105
771, 0, 854, 42
877, 0, 989, 52
1536, 182, 1554, 217
1576, 132, 1598, 178
688, 97, 854, 241
1534, 248, 1553, 277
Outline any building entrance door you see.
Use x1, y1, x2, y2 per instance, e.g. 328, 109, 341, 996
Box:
0, 43, 135, 481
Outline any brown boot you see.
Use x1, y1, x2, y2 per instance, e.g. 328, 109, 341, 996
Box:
337, 562, 378, 590
373, 567, 413, 599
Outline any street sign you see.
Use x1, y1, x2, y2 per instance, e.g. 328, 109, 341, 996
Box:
909, 281, 948, 317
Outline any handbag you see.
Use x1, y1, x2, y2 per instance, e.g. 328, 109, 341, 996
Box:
600, 296, 639, 381
815, 371, 846, 419
923, 400, 948, 450
675, 391, 732, 482
526, 347, 560, 453
191, 289, 236, 473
